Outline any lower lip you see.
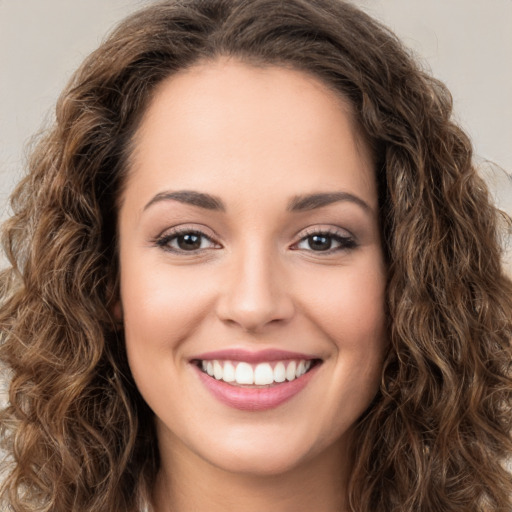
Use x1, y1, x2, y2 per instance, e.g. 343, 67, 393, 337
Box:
194, 364, 319, 411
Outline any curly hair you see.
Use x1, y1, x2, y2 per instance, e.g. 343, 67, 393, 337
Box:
1, 1, 511, 511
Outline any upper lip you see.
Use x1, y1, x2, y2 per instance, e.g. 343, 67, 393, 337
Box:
191, 348, 320, 364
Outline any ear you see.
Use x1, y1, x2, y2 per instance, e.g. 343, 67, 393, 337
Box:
112, 300, 123, 324
105, 270, 123, 328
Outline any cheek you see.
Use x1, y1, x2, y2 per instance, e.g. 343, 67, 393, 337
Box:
297, 253, 388, 403
119, 260, 220, 411
297, 256, 387, 350
119, 259, 218, 353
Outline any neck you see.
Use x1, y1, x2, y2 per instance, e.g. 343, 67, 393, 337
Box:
151, 433, 351, 512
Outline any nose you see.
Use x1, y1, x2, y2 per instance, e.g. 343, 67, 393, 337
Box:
215, 246, 295, 333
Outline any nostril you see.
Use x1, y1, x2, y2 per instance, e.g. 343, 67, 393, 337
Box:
216, 293, 295, 332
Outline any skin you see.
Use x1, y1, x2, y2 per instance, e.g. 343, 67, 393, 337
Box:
116, 58, 387, 512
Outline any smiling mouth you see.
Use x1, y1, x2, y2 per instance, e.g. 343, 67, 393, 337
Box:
193, 359, 322, 387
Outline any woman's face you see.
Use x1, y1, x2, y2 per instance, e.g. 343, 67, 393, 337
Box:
117, 59, 387, 476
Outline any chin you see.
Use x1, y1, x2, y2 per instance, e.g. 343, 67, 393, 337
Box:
207, 443, 313, 477
188, 421, 346, 478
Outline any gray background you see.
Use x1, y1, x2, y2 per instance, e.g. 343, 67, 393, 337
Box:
1, 0, 511, 269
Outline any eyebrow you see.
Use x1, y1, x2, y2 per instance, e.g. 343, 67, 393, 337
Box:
287, 192, 372, 213
143, 189, 371, 214
144, 190, 226, 211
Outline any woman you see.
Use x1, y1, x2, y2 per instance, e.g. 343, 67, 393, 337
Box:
1, 0, 511, 511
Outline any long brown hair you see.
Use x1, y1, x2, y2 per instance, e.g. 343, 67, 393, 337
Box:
1, 1, 511, 510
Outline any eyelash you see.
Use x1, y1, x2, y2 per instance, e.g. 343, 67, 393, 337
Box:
292, 227, 357, 253
154, 227, 357, 254
154, 228, 220, 253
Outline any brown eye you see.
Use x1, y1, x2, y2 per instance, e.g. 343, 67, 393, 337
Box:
176, 233, 202, 251
294, 231, 357, 253
307, 234, 332, 251
156, 230, 220, 253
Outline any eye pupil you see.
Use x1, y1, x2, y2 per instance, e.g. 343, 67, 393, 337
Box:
308, 235, 331, 251
177, 233, 201, 250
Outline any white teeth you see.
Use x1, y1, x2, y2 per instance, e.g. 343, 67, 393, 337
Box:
235, 362, 254, 385
223, 361, 236, 382
286, 361, 297, 381
200, 359, 315, 385
254, 363, 274, 385
213, 360, 223, 380
274, 362, 286, 383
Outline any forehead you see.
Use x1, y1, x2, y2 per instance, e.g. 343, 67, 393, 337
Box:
124, 58, 376, 210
